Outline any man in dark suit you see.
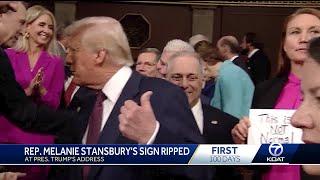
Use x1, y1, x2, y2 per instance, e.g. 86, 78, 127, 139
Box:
217, 35, 249, 74
165, 51, 241, 180
51, 16, 211, 180
165, 51, 239, 144
0, 2, 75, 179
0, 1, 79, 137
241, 32, 271, 85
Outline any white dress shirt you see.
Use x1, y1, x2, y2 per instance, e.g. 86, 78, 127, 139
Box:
82, 66, 159, 144
229, 55, 239, 62
191, 99, 204, 134
248, 48, 259, 58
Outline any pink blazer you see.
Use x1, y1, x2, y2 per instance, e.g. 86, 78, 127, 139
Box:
0, 48, 64, 144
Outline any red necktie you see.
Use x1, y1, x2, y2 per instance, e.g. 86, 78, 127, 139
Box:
83, 91, 106, 179
64, 80, 77, 106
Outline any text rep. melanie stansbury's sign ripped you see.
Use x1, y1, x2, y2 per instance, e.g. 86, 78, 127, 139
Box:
248, 109, 303, 145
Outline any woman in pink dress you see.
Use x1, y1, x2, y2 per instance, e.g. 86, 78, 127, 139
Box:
231, 8, 320, 180
0, 5, 64, 180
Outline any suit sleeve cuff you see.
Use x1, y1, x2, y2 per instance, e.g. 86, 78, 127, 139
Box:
146, 121, 160, 145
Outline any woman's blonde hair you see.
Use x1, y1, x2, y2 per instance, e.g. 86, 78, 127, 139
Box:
14, 5, 60, 57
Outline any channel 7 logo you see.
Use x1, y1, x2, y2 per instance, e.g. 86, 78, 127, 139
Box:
267, 143, 285, 162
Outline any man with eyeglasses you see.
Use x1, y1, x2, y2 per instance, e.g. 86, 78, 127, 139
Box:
135, 48, 161, 77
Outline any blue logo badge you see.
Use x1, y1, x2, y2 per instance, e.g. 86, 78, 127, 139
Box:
268, 143, 283, 157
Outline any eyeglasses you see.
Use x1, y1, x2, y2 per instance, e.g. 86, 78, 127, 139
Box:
169, 74, 200, 83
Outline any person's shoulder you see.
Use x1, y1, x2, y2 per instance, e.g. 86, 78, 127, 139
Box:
220, 62, 249, 78
253, 76, 287, 100
256, 76, 286, 90
139, 75, 184, 96
254, 49, 269, 59
202, 103, 239, 121
43, 51, 62, 61
43, 52, 64, 66
4, 48, 21, 56
140, 76, 179, 89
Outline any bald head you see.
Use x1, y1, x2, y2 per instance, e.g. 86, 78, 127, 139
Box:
218, 36, 239, 53
217, 35, 240, 59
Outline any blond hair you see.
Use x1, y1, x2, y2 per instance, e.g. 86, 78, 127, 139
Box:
14, 5, 60, 57
67, 17, 133, 66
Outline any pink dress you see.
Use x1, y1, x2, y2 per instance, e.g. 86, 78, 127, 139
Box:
262, 73, 302, 180
0, 48, 64, 180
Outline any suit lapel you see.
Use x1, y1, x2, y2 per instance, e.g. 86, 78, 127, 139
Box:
202, 104, 211, 136
98, 71, 141, 144
68, 87, 97, 142
89, 71, 141, 179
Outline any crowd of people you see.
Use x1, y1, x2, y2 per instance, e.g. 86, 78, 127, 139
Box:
0, 1, 320, 180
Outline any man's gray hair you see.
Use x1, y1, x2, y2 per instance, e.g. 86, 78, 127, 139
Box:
167, 51, 205, 76
163, 39, 195, 53
139, 47, 161, 62
218, 35, 240, 54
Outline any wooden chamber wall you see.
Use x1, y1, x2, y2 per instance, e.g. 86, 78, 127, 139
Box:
75, 2, 305, 75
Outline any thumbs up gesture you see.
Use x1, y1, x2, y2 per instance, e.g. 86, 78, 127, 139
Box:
119, 91, 158, 144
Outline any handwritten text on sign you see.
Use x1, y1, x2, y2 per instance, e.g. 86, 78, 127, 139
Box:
248, 109, 303, 144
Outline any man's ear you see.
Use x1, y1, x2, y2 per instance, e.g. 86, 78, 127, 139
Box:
95, 48, 108, 65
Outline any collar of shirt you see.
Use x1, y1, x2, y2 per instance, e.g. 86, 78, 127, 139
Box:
102, 66, 132, 103
191, 99, 204, 134
82, 66, 132, 144
228, 55, 239, 62
248, 49, 259, 58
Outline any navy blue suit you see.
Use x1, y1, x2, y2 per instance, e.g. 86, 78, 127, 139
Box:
202, 104, 238, 144
51, 71, 212, 180
201, 104, 242, 180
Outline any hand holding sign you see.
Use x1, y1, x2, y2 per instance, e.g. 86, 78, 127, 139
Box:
119, 91, 158, 144
248, 109, 303, 144
231, 117, 250, 144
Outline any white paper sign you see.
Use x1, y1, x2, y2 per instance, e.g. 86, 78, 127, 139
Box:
248, 109, 303, 145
